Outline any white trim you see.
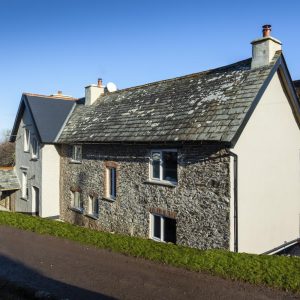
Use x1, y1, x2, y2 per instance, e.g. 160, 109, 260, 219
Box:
31, 137, 39, 160
106, 167, 116, 200
150, 213, 176, 243
21, 171, 28, 199
24, 128, 30, 152
71, 145, 82, 162
149, 149, 178, 184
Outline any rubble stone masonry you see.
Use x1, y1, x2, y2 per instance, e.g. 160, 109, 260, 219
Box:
59, 143, 231, 250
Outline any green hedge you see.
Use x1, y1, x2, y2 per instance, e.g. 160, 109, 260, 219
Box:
0, 212, 299, 293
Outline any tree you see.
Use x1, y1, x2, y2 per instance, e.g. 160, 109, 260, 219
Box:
0, 141, 15, 167
0, 129, 11, 143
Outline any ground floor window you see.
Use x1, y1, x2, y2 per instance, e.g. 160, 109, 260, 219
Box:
106, 167, 116, 200
72, 191, 83, 211
88, 196, 99, 217
150, 213, 176, 244
21, 171, 28, 199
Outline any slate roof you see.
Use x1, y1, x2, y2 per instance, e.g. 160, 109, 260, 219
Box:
59, 52, 281, 144
294, 80, 300, 98
0, 169, 19, 191
11, 94, 76, 144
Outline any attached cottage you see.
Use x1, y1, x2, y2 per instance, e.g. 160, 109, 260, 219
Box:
10, 92, 76, 218
56, 26, 300, 254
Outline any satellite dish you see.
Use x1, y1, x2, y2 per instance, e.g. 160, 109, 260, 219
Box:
106, 82, 118, 92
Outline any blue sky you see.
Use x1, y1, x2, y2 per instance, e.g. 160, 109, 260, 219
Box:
1, 0, 300, 135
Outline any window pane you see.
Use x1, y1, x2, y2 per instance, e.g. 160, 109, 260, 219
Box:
153, 215, 161, 239
109, 168, 116, 199
93, 198, 99, 215
152, 152, 160, 179
164, 217, 176, 244
73, 145, 82, 161
163, 151, 177, 182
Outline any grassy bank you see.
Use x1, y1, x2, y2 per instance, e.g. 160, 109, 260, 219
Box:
0, 212, 299, 293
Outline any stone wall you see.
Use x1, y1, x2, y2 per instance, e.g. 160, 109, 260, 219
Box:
59, 143, 231, 250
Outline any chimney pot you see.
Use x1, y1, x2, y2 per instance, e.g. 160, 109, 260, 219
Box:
98, 78, 103, 87
57, 90, 62, 95
262, 24, 272, 37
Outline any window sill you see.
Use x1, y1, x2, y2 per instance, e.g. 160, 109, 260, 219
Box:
24, 150, 30, 153
30, 157, 38, 161
102, 196, 116, 203
70, 160, 82, 164
69, 207, 83, 214
85, 213, 99, 220
144, 180, 177, 187
21, 197, 28, 201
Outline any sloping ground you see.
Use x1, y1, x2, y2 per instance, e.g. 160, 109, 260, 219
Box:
0, 226, 296, 300
0, 212, 300, 296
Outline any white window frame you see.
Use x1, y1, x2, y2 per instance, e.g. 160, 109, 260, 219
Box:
72, 191, 83, 211
106, 167, 116, 200
149, 149, 178, 183
31, 137, 39, 159
150, 213, 176, 244
88, 195, 99, 217
24, 128, 30, 152
71, 145, 82, 162
21, 171, 28, 199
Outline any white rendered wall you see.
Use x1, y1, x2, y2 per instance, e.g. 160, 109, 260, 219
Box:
232, 71, 300, 254
41, 145, 60, 218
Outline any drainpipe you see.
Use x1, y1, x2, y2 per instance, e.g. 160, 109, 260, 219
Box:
228, 151, 238, 252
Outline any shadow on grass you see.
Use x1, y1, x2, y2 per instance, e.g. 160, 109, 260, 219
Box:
0, 254, 115, 300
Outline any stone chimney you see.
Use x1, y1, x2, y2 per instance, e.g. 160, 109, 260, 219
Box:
251, 25, 282, 69
85, 78, 105, 106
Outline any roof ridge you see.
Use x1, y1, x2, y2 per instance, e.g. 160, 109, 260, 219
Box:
23, 92, 78, 101
104, 58, 252, 96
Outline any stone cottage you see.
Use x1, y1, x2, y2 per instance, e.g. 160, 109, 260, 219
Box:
56, 25, 300, 254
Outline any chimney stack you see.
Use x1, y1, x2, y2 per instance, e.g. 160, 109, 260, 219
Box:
85, 78, 105, 106
251, 25, 282, 69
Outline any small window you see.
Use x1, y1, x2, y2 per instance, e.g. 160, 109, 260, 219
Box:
106, 167, 116, 200
72, 191, 83, 211
72, 145, 82, 162
150, 150, 177, 183
88, 196, 99, 217
31, 138, 39, 159
21, 172, 28, 199
151, 214, 176, 244
24, 128, 30, 152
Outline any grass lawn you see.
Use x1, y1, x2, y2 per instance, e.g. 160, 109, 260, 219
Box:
0, 212, 299, 294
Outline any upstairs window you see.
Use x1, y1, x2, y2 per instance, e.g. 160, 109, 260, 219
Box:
106, 167, 117, 200
72, 145, 82, 162
24, 128, 30, 152
150, 150, 178, 183
31, 138, 39, 159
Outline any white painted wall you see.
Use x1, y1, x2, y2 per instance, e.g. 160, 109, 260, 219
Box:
232, 71, 300, 254
41, 145, 60, 218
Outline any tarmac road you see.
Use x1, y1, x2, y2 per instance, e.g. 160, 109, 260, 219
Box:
0, 225, 297, 300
